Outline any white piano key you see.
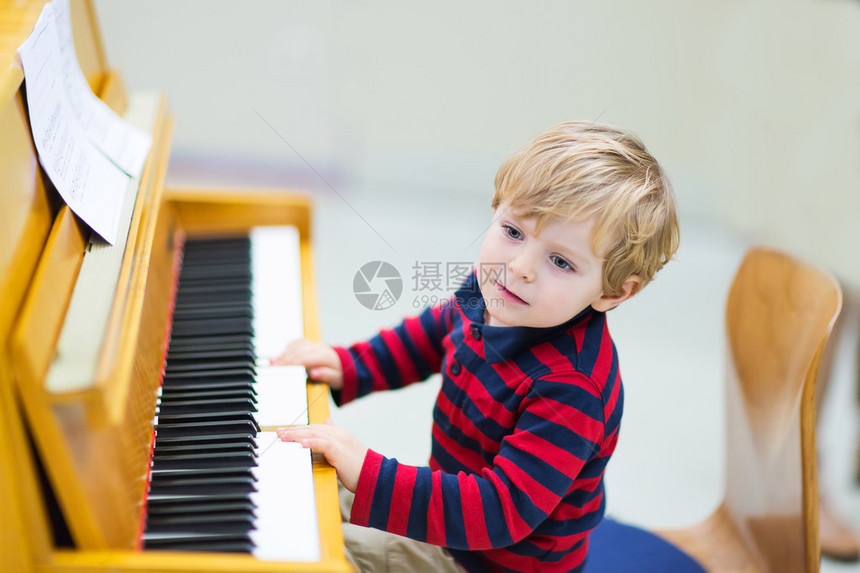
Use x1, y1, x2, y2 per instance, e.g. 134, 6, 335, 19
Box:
254, 365, 310, 427
251, 226, 304, 360
251, 432, 320, 562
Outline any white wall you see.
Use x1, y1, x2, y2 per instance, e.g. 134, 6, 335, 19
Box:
94, 0, 860, 285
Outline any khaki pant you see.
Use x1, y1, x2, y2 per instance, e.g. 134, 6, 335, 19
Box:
339, 484, 465, 573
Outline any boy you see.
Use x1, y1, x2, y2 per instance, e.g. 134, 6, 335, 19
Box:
275, 121, 679, 572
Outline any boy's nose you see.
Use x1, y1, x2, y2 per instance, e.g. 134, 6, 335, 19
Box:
508, 254, 536, 283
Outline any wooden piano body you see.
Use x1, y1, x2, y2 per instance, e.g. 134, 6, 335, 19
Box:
0, 1, 350, 571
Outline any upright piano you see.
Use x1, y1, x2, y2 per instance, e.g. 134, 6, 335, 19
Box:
0, 1, 350, 571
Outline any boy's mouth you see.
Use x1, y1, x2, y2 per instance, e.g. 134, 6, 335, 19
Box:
495, 281, 528, 305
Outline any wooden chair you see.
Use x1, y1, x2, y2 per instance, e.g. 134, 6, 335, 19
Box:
588, 246, 842, 572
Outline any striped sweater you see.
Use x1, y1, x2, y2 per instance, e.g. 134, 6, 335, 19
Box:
332, 273, 623, 572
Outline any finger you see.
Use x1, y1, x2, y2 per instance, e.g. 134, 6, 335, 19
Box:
279, 345, 335, 371
308, 367, 338, 384
276, 424, 318, 440
276, 426, 296, 441
271, 350, 297, 366
277, 423, 333, 441
324, 418, 334, 426
271, 338, 312, 365
296, 436, 331, 452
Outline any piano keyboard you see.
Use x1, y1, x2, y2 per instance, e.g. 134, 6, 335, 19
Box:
142, 228, 321, 561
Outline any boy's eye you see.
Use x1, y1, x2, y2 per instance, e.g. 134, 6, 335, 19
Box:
503, 225, 523, 240
551, 255, 573, 271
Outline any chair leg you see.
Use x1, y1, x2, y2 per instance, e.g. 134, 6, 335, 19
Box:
815, 282, 860, 562
819, 493, 859, 562
656, 505, 761, 573
855, 288, 860, 485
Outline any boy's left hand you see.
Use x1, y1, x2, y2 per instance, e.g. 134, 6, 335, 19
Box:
277, 419, 368, 492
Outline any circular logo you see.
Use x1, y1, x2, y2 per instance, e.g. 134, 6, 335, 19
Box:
353, 261, 403, 310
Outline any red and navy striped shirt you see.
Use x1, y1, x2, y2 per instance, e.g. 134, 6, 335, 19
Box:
333, 273, 623, 572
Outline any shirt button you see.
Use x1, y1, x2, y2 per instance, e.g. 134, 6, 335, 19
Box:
450, 362, 462, 376
470, 325, 482, 341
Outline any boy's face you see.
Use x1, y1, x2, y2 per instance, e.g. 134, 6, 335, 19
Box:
477, 205, 616, 328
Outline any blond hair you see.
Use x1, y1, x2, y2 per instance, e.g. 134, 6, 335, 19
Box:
492, 121, 679, 296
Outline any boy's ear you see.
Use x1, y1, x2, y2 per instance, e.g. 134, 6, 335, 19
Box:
591, 276, 642, 312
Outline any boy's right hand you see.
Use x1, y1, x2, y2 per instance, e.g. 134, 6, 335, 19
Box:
271, 338, 344, 390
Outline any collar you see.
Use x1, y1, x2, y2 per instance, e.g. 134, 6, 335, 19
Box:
453, 272, 595, 364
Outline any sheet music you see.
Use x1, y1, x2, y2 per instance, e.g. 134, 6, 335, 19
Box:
52, 0, 152, 177
17, 3, 127, 244
46, 92, 161, 394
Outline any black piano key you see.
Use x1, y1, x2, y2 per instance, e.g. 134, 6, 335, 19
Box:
176, 282, 252, 297
173, 298, 252, 312
165, 360, 257, 376
143, 531, 253, 552
177, 283, 251, 296
180, 258, 250, 268
154, 428, 258, 443
145, 539, 255, 553
162, 368, 256, 383
162, 542, 254, 553
158, 388, 257, 401
149, 471, 258, 486
159, 377, 254, 386
166, 336, 256, 351
157, 398, 257, 415
164, 361, 257, 375
181, 247, 251, 261
146, 509, 256, 525
159, 381, 257, 394
146, 499, 256, 517
147, 492, 254, 505
179, 265, 251, 280
175, 271, 248, 280
159, 384, 256, 397
154, 434, 256, 447
170, 318, 254, 338
155, 542, 254, 553
152, 441, 257, 458
160, 384, 256, 398
155, 412, 258, 427
180, 258, 248, 268
182, 245, 250, 257
178, 266, 249, 279
165, 343, 256, 358
182, 247, 250, 259
148, 481, 257, 497
149, 463, 256, 477
183, 235, 250, 247
145, 510, 256, 528
148, 483, 257, 498
150, 453, 256, 471
150, 466, 255, 479
171, 307, 254, 323
166, 348, 255, 360
145, 523, 253, 536
182, 245, 249, 253
152, 468, 257, 484
158, 395, 257, 409
171, 297, 254, 311
155, 420, 258, 439
167, 344, 257, 358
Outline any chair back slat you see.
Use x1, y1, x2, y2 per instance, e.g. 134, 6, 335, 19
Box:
723, 247, 841, 572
